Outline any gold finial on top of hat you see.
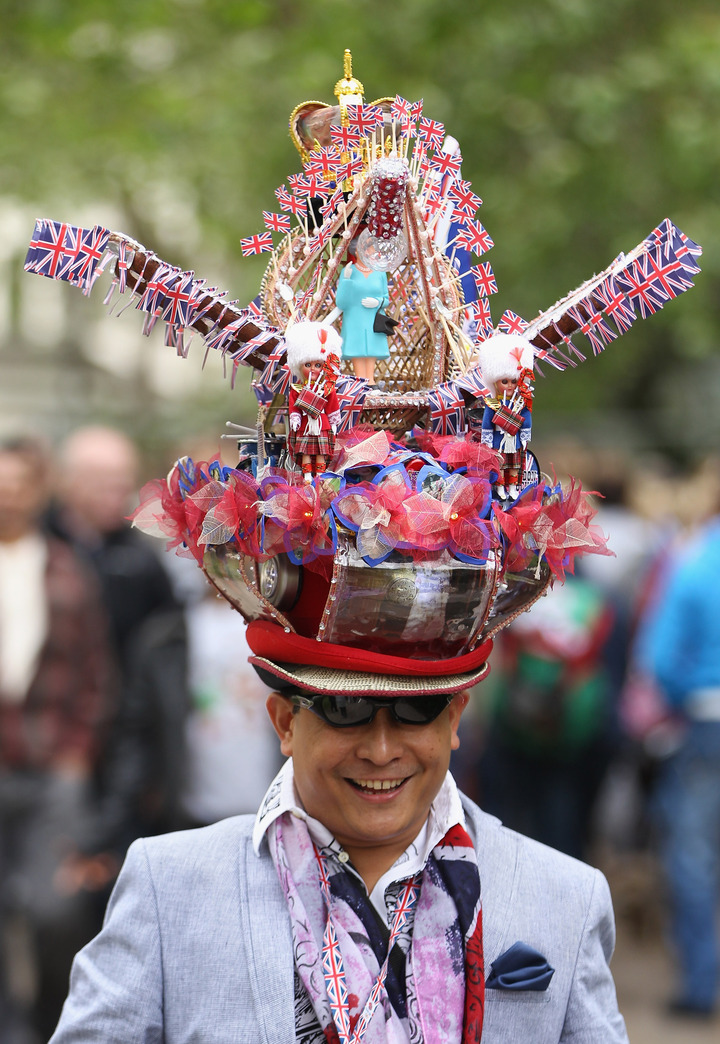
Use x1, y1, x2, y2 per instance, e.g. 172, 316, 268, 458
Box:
334, 49, 364, 114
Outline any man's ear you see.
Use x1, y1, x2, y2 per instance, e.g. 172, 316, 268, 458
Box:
448, 690, 470, 752
266, 692, 296, 757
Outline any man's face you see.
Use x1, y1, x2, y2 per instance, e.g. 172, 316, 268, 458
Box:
267, 692, 467, 866
0, 451, 47, 541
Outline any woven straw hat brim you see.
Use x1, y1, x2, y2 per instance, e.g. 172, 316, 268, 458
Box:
250, 656, 490, 696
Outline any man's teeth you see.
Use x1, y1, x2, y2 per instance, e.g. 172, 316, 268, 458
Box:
353, 779, 404, 791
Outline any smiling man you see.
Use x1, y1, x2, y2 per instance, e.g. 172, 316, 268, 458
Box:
50, 635, 628, 1044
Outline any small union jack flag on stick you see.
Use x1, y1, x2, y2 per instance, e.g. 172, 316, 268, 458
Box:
498, 310, 529, 336
428, 150, 462, 180
464, 298, 494, 340
240, 232, 274, 257
345, 104, 383, 137
471, 262, 498, 298
455, 220, 494, 257
329, 125, 361, 151
418, 117, 445, 150
263, 212, 291, 234
449, 181, 482, 218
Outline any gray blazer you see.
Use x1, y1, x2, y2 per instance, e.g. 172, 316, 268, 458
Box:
51, 796, 628, 1043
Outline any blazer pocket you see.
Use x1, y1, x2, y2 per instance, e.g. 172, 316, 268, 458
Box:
486, 988, 552, 1005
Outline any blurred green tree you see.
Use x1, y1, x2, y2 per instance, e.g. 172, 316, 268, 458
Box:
0, 0, 717, 460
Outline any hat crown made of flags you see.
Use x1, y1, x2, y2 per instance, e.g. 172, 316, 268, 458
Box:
23, 60, 702, 694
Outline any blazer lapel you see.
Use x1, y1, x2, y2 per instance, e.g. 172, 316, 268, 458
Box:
465, 802, 520, 965
240, 837, 296, 1044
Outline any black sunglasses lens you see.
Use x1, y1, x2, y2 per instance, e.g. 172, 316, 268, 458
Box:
318, 695, 375, 726
304, 693, 452, 726
392, 694, 452, 724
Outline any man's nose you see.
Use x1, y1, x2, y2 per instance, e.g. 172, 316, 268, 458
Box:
354, 708, 405, 763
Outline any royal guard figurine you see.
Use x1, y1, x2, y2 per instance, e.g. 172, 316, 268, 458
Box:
285, 321, 342, 482
476, 332, 535, 500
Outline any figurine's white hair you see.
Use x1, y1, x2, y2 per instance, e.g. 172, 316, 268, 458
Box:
477, 333, 535, 394
284, 321, 342, 377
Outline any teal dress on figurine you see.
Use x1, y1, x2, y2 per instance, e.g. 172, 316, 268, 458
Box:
336, 262, 390, 360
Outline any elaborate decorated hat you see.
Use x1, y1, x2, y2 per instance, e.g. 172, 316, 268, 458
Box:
24, 53, 702, 695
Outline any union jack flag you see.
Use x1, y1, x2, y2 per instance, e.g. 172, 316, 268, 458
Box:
284, 195, 307, 218
643, 243, 694, 298
307, 224, 333, 253
471, 262, 498, 298
409, 99, 424, 124
335, 375, 368, 432
646, 219, 702, 271
428, 150, 462, 180
566, 300, 616, 356
456, 220, 494, 257
330, 125, 361, 151
449, 180, 482, 217
345, 104, 383, 136
287, 173, 310, 195
305, 146, 341, 178
263, 211, 291, 234
591, 274, 636, 334
428, 382, 465, 435
275, 185, 294, 212
320, 185, 344, 219
455, 366, 490, 398
614, 255, 670, 319
252, 380, 276, 406
415, 146, 431, 179
334, 155, 363, 182
418, 117, 445, 150
64, 224, 111, 290
266, 362, 292, 397
422, 195, 444, 221
161, 270, 198, 329
135, 262, 179, 315
464, 298, 494, 340
497, 310, 529, 336
258, 339, 286, 385
240, 232, 274, 257
25, 220, 79, 280
303, 173, 329, 197
391, 95, 412, 125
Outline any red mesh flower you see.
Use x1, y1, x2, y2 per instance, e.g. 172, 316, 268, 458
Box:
260, 475, 339, 564
332, 468, 413, 563
197, 469, 262, 557
494, 479, 613, 581
405, 473, 498, 561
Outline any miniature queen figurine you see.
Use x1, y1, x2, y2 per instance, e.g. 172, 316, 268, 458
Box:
476, 332, 535, 500
285, 321, 342, 482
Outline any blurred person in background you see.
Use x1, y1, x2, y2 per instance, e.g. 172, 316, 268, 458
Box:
0, 437, 113, 1043
49, 426, 185, 851
178, 567, 282, 826
638, 502, 720, 1019
473, 573, 618, 862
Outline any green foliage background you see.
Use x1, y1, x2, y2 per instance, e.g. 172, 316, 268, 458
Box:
0, 0, 718, 462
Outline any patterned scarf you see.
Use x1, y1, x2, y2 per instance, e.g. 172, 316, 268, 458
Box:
269, 813, 484, 1044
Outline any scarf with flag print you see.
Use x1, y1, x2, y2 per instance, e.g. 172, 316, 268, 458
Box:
269, 812, 484, 1044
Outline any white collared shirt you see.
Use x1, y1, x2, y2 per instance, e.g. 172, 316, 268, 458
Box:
253, 759, 466, 920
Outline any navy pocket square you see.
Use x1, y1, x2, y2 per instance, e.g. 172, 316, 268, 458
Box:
486, 941, 555, 992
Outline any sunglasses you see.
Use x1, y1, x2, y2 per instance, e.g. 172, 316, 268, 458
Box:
289, 691, 453, 728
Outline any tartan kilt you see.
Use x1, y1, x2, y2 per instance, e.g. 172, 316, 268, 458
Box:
293, 430, 335, 456
502, 449, 524, 470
